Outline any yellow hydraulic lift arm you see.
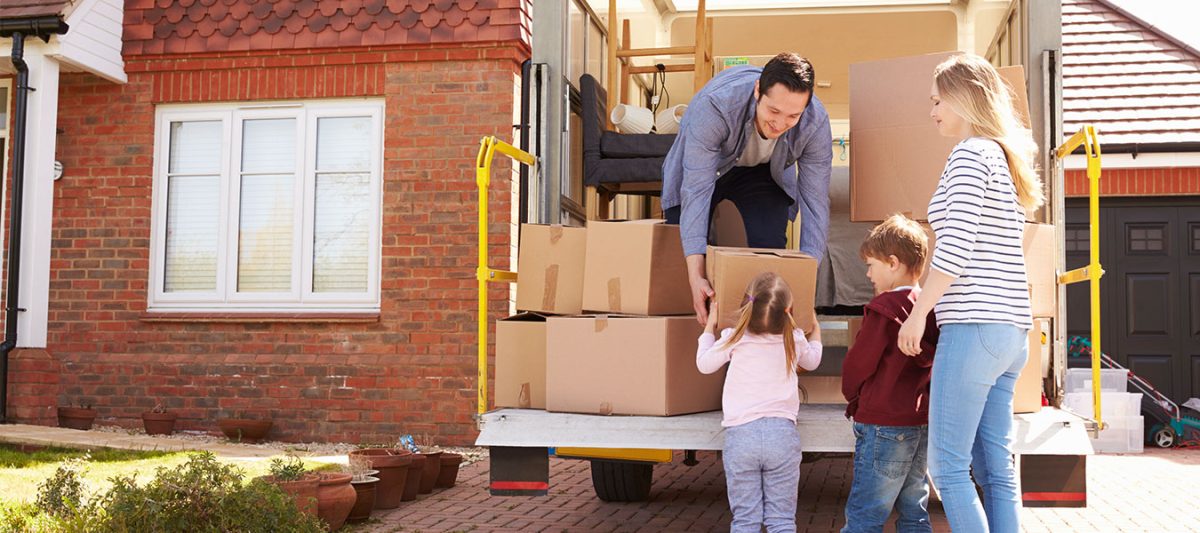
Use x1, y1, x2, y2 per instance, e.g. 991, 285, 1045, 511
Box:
1054, 125, 1105, 428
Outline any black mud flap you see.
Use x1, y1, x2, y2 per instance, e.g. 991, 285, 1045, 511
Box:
1020, 454, 1087, 508
489, 446, 549, 496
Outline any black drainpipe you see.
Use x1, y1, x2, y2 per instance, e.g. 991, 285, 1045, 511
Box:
0, 17, 68, 423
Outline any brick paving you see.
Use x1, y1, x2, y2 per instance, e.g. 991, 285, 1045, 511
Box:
360, 448, 1200, 533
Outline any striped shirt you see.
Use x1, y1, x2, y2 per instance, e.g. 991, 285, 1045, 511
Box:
926, 137, 1032, 329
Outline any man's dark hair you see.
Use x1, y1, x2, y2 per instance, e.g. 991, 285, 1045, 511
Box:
758, 53, 815, 97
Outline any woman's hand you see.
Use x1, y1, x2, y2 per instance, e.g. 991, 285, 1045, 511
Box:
705, 299, 720, 335
897, 313, 926, 356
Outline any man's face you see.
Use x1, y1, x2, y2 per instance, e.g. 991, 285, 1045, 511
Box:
754, 81, 810, 140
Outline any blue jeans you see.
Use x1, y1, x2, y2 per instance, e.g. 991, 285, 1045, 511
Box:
723, 417, 803, 533
842, 423, 932, 533
928, 323, 1028, 533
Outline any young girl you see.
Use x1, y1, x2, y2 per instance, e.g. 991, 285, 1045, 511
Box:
898, 53, 1043, 533
697, 272, 822, 533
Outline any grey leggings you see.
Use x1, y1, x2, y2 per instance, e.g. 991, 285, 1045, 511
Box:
723, 417, 802, 533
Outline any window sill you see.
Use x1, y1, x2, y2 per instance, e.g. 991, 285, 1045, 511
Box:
139, 311, 381, 324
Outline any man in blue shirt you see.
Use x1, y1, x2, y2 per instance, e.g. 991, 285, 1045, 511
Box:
662, 53, 833, 324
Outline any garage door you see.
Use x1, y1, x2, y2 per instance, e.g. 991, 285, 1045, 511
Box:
1066, 198, 1200, 404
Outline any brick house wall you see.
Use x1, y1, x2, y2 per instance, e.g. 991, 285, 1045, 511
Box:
1066, 167, 1200, 197
5, 0, 530, 445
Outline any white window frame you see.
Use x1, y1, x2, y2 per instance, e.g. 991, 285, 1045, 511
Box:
148, 99, 384, 313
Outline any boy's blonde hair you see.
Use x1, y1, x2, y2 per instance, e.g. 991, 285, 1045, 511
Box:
934, 54, 1044, 211
859, 214, 929, 276
722, 272, 798, 375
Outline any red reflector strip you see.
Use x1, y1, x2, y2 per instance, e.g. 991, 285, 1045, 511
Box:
491, 481, 549, 490
1023, 492, 1086, 501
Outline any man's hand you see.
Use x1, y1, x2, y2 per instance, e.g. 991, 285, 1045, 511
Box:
686, 255, 714, 325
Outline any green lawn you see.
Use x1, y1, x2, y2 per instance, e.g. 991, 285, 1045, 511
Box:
0, 444, 338, 504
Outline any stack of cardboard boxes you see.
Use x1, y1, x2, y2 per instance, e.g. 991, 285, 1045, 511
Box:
496, 221, 821, 417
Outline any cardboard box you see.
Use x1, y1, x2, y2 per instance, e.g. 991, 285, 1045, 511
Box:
545, 315, 724, 416
1013, 319, 1045, 414
1023, 223, 1056, 317
798, 376, 846, 404
495, 313, 547, 409
706, 246, 818, 332
581, 220, 693, 316
516, 224, 587, 315
920, 222, 1055, 318
849, 52, 1030, 222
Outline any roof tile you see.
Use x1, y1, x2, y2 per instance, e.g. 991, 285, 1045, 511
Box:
124, 0, 531, 56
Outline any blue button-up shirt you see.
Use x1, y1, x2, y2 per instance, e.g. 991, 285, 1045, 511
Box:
661, 66, 833, 259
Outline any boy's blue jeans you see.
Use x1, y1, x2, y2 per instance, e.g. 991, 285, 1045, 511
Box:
723, 416, 802, 533
929, 323, 1027, 533
841, 422, 932, 533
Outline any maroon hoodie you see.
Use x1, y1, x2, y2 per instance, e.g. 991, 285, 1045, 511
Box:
841, 288, 939, 426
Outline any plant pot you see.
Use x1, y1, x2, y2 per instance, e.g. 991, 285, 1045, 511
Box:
261, 473, 320, 517
417, 451, 443, 494
347, 448, 411, 510
347, 476, 378, 523
217, 418, 272, 443
141, 411, 178, 435
401, 454, 424, 501
57, 407, 97, 430
316, 472, 356, 531
436, 453, 463, 489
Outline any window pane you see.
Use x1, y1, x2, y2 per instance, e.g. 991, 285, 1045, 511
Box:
587, 20, 605, 85
237, 174, 294, 292
569, 0, 585, 86
242, 118, 295, 173
313, 173, 370, 292
169, 121, 221, 174
317, 117, 372, 171
0, 87, 8, 128
164, 175, 219, 292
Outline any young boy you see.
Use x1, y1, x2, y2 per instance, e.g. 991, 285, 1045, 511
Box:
841, 214, 940, 533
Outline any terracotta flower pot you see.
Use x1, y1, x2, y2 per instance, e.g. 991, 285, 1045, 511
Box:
217, 418, 272, 443
436, 453, 463, 489
316, 472, 356, 531
347, 476, 378, 523
261, 473, 319, 517
141, 411, 177, 435
417, 451, 443, 494
57, 407, 96, 430
347, 448, 411, 510
401, 454, 424, 501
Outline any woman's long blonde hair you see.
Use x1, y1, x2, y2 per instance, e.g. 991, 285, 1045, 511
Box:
934, 54, 1044, 211
721, 272, 798, 375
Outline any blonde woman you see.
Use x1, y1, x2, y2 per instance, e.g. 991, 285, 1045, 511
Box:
896, 54, 1043, 532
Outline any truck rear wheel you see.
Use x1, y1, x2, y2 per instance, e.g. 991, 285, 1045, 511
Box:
589, 459, 653, 502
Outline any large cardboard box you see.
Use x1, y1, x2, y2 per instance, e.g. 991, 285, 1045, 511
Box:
581, 220, 692, 315
706, 246, 819, 332
798, 375, 846, 404
516, 224, 587, 315
545, 315, 724, 416
1023, 223, 1056, 317
920, 222, 1055, 318
1013, 319, 1045, 414
495, 313, 547, 409
850, 52, 1030, 222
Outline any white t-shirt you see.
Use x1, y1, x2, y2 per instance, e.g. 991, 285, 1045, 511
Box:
735, 120, 778, 167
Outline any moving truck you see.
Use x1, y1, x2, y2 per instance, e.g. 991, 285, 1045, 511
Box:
476, 0, 1099, 506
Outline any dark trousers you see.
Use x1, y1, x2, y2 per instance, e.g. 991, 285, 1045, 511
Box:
664, 163, 790, 249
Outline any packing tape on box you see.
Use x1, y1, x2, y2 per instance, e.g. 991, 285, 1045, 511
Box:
549, 224, 563, 243
598, 401, 613, 415
607, 278, 621, 312
594, 315, 608, 332
542, 265, 559, 309
518, 383, 531, 408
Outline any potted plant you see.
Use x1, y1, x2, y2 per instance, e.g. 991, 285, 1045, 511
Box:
141, 403, 178, 435
414, 436, 444, 494
57, 402, 97, 430
345, 455, 379, 524
260, 454, 319, 517
217, 411, 273, 443
315, 470, 356, 531
400, 453, 423, 502
347, 447, 411, 510
436, 452, 464, 489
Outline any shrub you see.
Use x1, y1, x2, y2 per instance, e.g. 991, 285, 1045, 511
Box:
34, 456, 87, 517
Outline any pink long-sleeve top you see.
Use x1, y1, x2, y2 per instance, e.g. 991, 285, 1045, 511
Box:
696, 328, 823, 428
